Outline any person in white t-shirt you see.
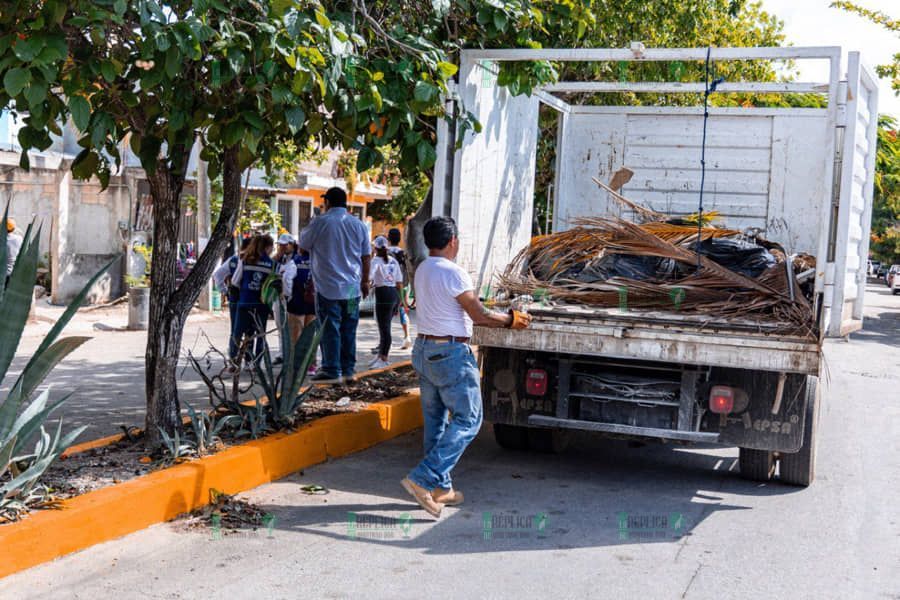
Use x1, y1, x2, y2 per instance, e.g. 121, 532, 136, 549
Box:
369, 235, 404, 369
400, 216, 531, 518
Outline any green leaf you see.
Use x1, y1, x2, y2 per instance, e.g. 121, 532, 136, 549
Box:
165, 47, 180, 78
45, 1, 67, 25
71, 148, 99, 180
100, 61, 117, 83
272, 84, 293, 105
12, 338, 90, 405
417, 140, 436, 168
291, 71, 310, 95
23, 78, 48, 108
436, 61, 458, 78
493, 11, 508, 31
315, 11, 331, 29
22, 257, 117, 381
285, 106, 305, 134
243, 111, 265, 131
68, 96, 91, 130
414, 80, 437, 103
222, 121, 244, 147
3, 68, 31, 97
369, 84, 383, 111
0, 223, 40, 387
12, 37, 44, 62
10, 390, 74, 456
356, 146, 381, 171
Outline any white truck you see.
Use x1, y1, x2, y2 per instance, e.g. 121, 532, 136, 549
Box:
432, 47, 879, 486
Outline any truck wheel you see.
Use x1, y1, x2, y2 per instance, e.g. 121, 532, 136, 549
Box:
739, 448, 776, 481
493, 423, 530, 451
527, 428, 569, 454
779, 376, 820, 487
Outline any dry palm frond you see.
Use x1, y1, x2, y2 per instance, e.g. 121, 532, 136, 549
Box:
499, 216, 814, 336
592, 177, 666, 222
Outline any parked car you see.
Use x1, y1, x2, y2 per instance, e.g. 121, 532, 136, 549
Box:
887, 265, 900, 288
892, 272, 900, 295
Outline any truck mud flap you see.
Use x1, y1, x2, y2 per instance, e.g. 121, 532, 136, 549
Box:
713, 371, 809, 452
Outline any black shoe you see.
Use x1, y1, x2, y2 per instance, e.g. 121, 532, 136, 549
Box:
272, 356, 284, 366
310, 371, 340, 383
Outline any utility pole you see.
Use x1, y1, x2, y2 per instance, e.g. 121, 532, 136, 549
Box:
196, 158, 214, 311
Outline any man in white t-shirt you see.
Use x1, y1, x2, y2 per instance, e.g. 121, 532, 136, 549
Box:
401, 216, 531, 518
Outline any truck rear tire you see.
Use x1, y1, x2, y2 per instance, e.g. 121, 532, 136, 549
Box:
779, 376, 820, 487
493, 423, 530, 451
739, 448, 776, 481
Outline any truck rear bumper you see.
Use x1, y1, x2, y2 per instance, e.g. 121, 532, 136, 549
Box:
528, 415, 721, 443
473, 320, 821, 375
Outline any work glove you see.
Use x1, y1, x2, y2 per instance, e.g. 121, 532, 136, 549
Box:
509, 310, 532, 330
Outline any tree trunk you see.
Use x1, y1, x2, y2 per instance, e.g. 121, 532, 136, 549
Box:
144, 164, 187, 442
144, 148, 243, 444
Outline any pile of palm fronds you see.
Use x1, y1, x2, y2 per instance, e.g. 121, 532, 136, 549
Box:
499, 216, 815, 336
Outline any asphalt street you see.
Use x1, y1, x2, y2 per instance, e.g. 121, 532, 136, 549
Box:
0, 282, 897, 599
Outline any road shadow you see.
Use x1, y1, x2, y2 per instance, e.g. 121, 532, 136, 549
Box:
251, 425, 807, 554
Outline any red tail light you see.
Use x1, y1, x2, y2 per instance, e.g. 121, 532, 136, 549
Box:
709, 386, 734, 414
526, 369, 548, 396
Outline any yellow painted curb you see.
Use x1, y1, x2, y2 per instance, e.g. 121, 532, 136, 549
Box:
60, 360, 415, 458
0, 391, 423, 579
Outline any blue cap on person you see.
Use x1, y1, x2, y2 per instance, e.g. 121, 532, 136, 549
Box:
373, 235, 389, 249
277, 233, 295, 245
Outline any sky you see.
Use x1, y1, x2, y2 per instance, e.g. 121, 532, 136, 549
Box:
761, 0, 898, 118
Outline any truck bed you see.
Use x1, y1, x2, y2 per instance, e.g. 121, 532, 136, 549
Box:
473, 304, 821, 375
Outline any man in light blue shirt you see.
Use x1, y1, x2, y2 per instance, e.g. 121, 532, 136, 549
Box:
299, 187, 371, 382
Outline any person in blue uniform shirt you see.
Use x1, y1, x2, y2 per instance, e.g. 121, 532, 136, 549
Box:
230, 234, 275, 365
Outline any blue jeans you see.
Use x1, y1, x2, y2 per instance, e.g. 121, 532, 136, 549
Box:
231, 304, 269, 361
408, 338, 483, 490
316, 293, 360, 378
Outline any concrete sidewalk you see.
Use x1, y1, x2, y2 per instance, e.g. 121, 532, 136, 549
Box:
7, 300, 416, 441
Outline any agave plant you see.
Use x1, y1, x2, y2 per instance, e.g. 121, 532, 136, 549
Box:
253, 303, 323, 428
188, 302, 322, 435
0, 205, 116, 521
184, 402, 239, 455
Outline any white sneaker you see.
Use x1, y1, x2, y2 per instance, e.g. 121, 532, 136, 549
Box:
401, 337, 412, 350
368, 356, 381, 368
370, 359, 391, 369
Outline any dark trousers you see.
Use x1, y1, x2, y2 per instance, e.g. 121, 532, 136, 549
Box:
374, 286, 399, 357
316, 293, 360, 378
231, 303, 269, 361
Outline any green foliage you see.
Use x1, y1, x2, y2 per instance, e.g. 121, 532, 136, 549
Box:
262, 138, 329, 188
0, 206, 116, 521
831, 2, 899, 95
187, 307, 322, 435
368, 172, 431, 224
184, 403, 239, 456
184, 180, 280, 235
869, 116, 900, 262
254, 306, 323, 428
155, 426, 194, 465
